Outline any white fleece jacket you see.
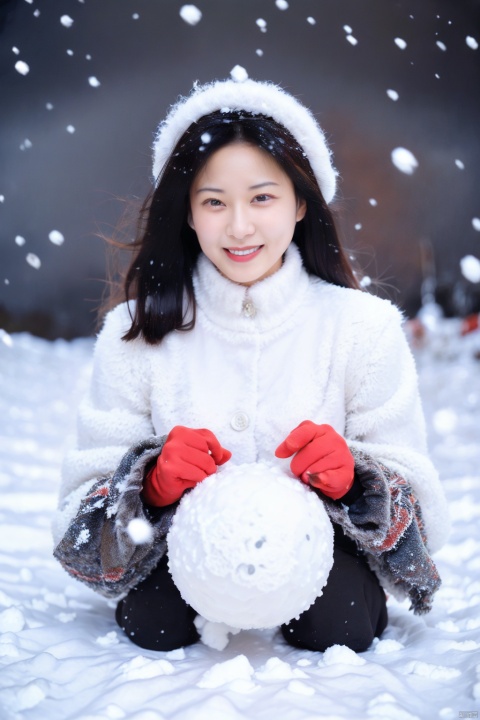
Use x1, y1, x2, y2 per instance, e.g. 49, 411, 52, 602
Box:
54, 244, 449, 552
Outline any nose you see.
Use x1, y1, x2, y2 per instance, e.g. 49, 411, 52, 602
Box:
226, 205, 255, 240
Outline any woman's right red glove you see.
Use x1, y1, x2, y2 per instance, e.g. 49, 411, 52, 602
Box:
142, 426, 231, 507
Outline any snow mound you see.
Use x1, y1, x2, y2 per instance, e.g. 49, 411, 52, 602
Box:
197, 654, 254, 689
322, 644, 366, 666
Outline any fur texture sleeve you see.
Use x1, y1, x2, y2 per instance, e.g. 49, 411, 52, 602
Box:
345, 301, 449, 554
53, 436, 176, 598
323, 448, 441, 615
54, 304, 156, 544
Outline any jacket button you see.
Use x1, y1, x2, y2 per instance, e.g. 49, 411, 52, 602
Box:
231, 412, 249, 431
242, 300, 256, 318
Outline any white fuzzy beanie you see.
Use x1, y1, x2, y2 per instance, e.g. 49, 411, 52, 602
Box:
152, 78, 338, 204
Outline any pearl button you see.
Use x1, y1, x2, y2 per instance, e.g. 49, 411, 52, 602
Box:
242, 299, 256, 318
231, 412, 250, 431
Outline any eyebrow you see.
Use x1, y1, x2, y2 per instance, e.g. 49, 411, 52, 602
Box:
195, 181, 280, 194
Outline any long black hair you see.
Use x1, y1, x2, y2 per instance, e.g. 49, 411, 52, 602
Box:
122, 111, 360, 344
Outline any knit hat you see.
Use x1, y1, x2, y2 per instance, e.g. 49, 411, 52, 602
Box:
152, 78, 338, 204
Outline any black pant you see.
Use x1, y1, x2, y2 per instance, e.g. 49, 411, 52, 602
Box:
115, 540, 387, 653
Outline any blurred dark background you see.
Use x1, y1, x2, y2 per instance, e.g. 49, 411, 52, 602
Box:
1, 0, 480, 339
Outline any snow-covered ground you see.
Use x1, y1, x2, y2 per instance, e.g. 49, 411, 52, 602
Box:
0, 324, 479, 720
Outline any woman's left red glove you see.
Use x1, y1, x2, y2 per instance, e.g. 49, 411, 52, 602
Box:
275, 421, 355, 500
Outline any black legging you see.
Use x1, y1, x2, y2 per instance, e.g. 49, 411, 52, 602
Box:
281, 544, 388, 652
115, 535, 387, 653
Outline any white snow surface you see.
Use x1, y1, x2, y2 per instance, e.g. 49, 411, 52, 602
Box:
0, 326, 479, 719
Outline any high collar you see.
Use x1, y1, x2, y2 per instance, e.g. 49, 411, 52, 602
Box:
192, 243, 312, 333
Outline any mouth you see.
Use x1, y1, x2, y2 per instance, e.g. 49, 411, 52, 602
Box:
224, 245, 263, 262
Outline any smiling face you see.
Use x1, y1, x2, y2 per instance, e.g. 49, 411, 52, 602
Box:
188, 142, 306, 286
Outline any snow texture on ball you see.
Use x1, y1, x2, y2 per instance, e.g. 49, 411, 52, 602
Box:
167, 462, 334, 629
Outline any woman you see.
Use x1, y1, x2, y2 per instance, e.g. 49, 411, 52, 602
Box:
53, 78, 449, 653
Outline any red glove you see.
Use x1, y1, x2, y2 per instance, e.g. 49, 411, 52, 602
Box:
275, 421, 354, 500
143, 426, 231, 507
461, 314, 479, 336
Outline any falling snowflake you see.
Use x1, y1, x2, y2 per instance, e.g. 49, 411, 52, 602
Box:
49, 230, 65, 246
433, 409, 458, 435
391, 147, 418, 174
230, 65, 248, 82
15, 60, 29, 75
460, 255, 480, 283
179, 5, 202, 25
26, 253, 41, 269
127, 518, 153, 545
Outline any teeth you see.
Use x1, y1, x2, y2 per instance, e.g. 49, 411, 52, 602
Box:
228, 246, 261, 256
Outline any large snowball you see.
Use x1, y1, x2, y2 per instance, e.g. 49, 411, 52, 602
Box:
167, 462, 334, 629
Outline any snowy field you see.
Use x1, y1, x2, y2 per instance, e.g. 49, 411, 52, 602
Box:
0, 324, 479, 720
